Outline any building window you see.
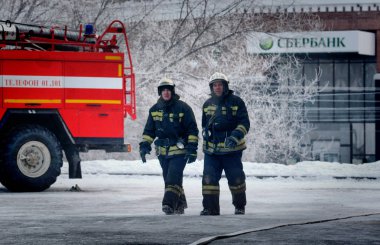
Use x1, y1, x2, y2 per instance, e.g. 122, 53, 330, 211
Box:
303, 63, 319, 120
302, 57, 376, 123
350, 63, 364, 120
299, 55, 376, 163
334, 62, 349, 121
319, 63, 333, 120
365, 63, 376, 121
312, 140, 340, 162
352, 123, 365, 163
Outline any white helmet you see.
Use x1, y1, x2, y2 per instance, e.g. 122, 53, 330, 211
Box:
158, 77, 175, 95
158, 77, 175, 88
209, 72, 229, 85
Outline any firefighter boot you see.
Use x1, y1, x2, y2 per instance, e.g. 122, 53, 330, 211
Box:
200, 209, 220, 216
201, 190, 220, 216
175, 206, 185, 215
234, 207, 245, 215
162, 205, 174, 215
174, 191, 187, 214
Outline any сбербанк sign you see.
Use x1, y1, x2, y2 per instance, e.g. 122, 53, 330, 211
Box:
247, 31, 375, 56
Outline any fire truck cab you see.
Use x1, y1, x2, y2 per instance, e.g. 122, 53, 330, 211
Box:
0, 20, 136, 192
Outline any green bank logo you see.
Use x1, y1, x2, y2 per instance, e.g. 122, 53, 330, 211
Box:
259, 37, 274, 50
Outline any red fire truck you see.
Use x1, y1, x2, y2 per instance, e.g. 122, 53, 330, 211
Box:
0, 20, 136, 192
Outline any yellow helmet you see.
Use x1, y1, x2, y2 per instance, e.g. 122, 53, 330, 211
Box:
209, 72, 229, 85
158, 77, 175, 95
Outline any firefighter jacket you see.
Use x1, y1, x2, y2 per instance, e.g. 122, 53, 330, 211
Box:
202, 90, 250, 155
142, 94, 199, 158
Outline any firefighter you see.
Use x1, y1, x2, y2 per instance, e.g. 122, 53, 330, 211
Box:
139, 77, 199, 215
201, 72, 250, 215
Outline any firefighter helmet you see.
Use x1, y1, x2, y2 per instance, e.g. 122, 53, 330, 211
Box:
158, 77, 175, 88
158, 77, 175, 96
209, 72, 229, 85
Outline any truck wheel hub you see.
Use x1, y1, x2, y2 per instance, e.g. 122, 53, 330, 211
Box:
23, 150, 40, 166
17, 141, 51, 178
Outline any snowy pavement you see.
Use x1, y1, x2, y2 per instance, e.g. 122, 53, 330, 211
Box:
0, 160, 380, 244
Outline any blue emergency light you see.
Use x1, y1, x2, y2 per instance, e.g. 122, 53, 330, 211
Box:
84, 24, 95, 35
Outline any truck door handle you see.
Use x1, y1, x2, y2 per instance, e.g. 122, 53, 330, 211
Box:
99, 113, 108, 117
86, 104, 101, 107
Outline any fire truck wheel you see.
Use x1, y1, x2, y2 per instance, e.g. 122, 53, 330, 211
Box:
0, 125, 63, 192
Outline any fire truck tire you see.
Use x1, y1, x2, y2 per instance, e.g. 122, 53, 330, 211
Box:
0, 125, 63, 192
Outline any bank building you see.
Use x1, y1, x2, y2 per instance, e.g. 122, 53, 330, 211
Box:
247, 1, 380, 163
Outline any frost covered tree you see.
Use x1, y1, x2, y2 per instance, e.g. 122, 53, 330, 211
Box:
0, 0, 117, 28
0, 0, 56, 24
126, 0, 323, 163
240, 55, 320, 163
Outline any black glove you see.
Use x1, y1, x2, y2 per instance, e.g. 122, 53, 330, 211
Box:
139, 141, 152, 163
225, 136, 238, 148
184, 148, 197, 164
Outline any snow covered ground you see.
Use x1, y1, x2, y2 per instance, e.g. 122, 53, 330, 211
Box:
1, 160, 380, 244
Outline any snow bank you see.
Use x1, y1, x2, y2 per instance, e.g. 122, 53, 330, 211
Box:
61, 160, 380, 178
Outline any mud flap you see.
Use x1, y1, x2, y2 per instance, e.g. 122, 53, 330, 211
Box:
64, 144, 82, 179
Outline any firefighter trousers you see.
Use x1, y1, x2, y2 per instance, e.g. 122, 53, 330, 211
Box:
202, 152, 246, 214
159, 156, 188, 211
